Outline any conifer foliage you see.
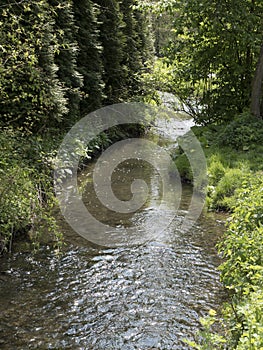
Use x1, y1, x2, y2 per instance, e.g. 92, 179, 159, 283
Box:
0, 0, 68, 131
0, 0, 154, 131
49, 0, 83, 124
94, 0, 126, 105
120, 0, 154, 99
73, 0, 104, 116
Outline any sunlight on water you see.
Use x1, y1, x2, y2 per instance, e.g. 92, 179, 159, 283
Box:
0, 112, 226, 350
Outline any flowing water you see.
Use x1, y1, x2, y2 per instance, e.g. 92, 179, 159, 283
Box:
0, 114, 226, 349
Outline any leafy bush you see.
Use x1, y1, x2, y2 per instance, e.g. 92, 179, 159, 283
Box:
0, 128, 62, 253
207, 154, 226, 186
140, 58, 175, 105
218, 174, 263, 294
183, 122, 263, 349
217, 174, 263, 349
206, 168, 247, 211
184, 310, 227, 350
216, 112, 263, 150
190, 174, 263, 350
235, 289, 263, 350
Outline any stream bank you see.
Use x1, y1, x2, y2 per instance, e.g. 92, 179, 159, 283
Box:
0, 112, 227, 349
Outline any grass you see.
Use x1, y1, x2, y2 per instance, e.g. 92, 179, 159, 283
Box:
175, 112, 263, 349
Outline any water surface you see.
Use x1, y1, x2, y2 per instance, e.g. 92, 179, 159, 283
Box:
0, 114, 226, 349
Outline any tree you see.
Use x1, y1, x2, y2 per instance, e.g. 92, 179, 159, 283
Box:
73, 0, 104, 115
134, 9, 154, 64
0, 0, 68, 131
120, 0, 142, 99
93, 0, 126, 105
49, 0, 83, 125
251, 40, 263, 119
138, 0, 263, 123
121, 0, 154, 98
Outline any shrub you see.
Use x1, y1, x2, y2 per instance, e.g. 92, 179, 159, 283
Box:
216, 112, 263, 150
218, 174, 263, 294
216, 174, 263, 349
190, 173, 263, 349
0, 128, 62, 253
207, 154, 226, 186
207, 168, 247, 211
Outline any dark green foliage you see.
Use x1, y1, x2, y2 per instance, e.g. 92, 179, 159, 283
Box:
49, 0, 82, 125
215, 112, 263, 150
0, 0, 153, 130
172, 152, 193, 183
73, 0, 104, 115
120, 1, 154, 99
0, 0, 155, 251
120, 0, 142, 98
94, 0, 126, 105
0, 0, 68, 131
134, 9, 154, 65
0, 127, 63, 253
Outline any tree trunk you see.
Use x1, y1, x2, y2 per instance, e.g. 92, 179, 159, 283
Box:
251, 40, 263, 119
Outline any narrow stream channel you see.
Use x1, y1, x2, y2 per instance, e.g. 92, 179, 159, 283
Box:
0, 114, 226, 349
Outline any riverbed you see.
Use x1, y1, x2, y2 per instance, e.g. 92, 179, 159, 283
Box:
0, 113, 226, 349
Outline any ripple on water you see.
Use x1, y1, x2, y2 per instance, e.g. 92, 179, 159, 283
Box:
0, 114, 226, 349
0, 218, 225, 350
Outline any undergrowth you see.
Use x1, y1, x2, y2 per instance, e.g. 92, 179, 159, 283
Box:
174, 111, 263, 212
0, 128, 63, 253
176, 112, 263, 349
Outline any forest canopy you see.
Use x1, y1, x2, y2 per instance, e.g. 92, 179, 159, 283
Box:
0, 0, 153, 132
137, 0, 263, 124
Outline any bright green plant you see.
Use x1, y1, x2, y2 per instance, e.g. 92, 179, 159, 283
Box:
0, 128, 62, 253
215, 174, 263, 349
235, 289, 263, 350
184, 310, 227, 350
207, 155, 226, 186
216, 112, 263, 150
218, 174, 263, 294
206, 168, 248, 211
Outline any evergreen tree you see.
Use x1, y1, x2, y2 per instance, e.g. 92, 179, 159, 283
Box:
133, 8, 154, 72
0, 0, 68, 131
120, 1, 154, 99
48, 0, 83, 125
93, 0, 126, 105
73, 0, 104, 115
120, 0, 144, 99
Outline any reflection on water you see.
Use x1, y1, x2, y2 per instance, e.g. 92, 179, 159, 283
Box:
0, 113, 226, 349
0, 209, 225, 350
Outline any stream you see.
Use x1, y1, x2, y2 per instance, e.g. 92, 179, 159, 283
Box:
0, 113, 226, 349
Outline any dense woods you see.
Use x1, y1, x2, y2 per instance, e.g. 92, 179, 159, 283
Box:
0, 1, 263, 349
0, 0, 154, 249
139, 0, 263, 123
0, 0, 154, 255
0, 0, 153, 132
1, 0, 263, 129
